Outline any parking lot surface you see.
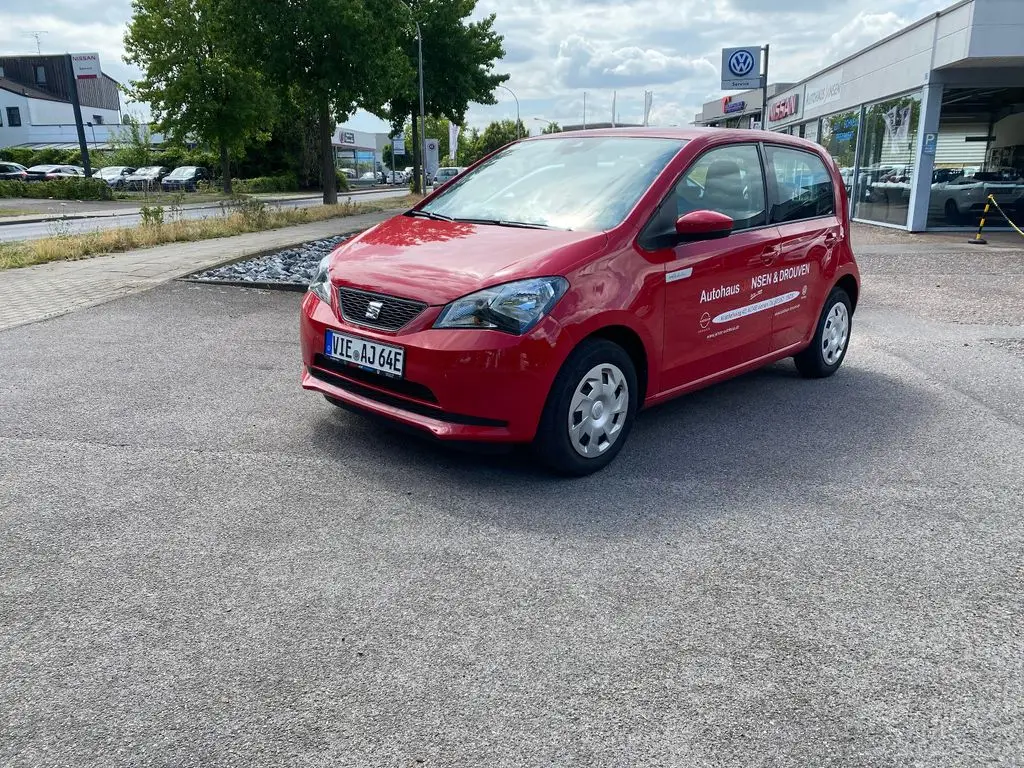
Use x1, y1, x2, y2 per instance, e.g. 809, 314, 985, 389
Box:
1, 238, 1023, 766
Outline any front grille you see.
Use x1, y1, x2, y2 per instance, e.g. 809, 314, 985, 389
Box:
313, 353, 438, 403
308, 366, 508, 427
337, 287, 427, 332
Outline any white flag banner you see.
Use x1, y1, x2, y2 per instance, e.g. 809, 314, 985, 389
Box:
611, 91, 617, 128
448, 123, 460, 161
643, 91, 653, 126
883, 105, 912, 150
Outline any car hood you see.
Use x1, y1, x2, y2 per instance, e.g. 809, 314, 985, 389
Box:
328, 214, 609, 306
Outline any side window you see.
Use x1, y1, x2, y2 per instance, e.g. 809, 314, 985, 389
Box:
6, 107, 21, 127
673, 144, 767, 231
765, 145, 835, 223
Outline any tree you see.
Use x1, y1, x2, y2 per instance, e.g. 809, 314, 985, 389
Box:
463, 119, 526, 165
124, 0, 277, 194
383, 0, 508, 192
232, 0, 406, 204
541, 122, 561, 134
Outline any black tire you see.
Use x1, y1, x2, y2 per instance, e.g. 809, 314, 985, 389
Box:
533, 339, 639, 476
794, 287, 853, 379
944, 199, 961, 225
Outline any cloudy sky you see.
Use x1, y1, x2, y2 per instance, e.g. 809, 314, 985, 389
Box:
2, 0, 954, 134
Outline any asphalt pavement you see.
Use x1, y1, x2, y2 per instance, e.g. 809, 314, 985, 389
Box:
0, 188, 410, 242
1, 238, 1022, 766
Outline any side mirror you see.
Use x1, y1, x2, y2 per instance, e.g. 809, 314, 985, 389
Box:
675, 210, 734, 242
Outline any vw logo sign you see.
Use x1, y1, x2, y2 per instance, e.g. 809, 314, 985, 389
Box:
728, 49, 755, 77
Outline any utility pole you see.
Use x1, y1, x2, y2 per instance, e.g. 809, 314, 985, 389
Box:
25, 31, 47, 54
64, 54, 91, 177
761, 44, 770, 130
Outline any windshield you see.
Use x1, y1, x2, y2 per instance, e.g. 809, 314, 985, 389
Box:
167, 167, 196, 178
137, 167, 161, 176
420, 136, 686, 231
28, 165, 58, 172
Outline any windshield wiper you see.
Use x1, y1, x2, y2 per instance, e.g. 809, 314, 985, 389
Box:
453, 217, 566, 231
407, 209, 454, 222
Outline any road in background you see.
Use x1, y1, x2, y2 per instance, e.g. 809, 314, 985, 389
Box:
0, 188, 410, 242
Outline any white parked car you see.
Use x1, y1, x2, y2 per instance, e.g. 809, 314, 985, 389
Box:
929, 168, 1024, 223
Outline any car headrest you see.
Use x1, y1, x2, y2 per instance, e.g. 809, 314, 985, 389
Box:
706, 160, 742, 184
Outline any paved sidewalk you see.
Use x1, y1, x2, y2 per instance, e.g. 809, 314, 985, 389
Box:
0, 210, 396, 333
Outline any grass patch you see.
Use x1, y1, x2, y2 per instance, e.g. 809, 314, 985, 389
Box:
112, 191, 233, 205
0, 194, 420, 271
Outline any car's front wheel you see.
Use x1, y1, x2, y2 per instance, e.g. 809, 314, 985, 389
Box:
534, 339, 638, 476
794, 286, 852, 378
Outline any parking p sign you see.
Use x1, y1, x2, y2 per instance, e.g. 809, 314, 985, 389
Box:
722, 47, 762, 90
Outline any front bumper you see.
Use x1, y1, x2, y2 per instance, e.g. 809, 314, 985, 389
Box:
300, 292, 570, 442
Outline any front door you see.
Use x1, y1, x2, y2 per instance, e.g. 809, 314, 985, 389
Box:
652, 143, 781, 392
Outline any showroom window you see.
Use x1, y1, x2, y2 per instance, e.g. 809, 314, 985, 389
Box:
764, 145, 835, 222
819, 110, 860, 204
856, 92, 922, 227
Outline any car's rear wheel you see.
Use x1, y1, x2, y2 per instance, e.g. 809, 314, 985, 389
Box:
534, 339, 638, 476
944, 199, 961, 225
794, 286, 852, 378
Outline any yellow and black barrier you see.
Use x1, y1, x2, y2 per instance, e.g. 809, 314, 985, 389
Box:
968, 194, 1024, 244
967, 196, 993, 245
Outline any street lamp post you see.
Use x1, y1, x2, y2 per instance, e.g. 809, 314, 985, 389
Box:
497, 84, 520, 138
533, 117, 558, 134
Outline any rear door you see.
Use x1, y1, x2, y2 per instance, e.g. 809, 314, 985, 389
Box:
647, 143, 781, 392
762, 144, 842, 352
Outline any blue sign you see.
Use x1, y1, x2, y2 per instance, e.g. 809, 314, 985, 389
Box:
724, 100, 746, 114
923, 132, 937, 155
728, 49, 755, 77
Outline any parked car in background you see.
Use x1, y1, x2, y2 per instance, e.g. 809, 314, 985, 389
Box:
0, 162, 28, 181
161, 166, 210, 192
359, 171, 379, 182
431, 166, 465, 189
91, 166, 136, 189
929, 167, 1024, 223
24, 165, 85, 181
301, 128, 860, 474
339, 168, 357, 180
123, 166, 170, 191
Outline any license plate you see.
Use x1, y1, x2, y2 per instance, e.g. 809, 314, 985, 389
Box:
324, 330, 405, 378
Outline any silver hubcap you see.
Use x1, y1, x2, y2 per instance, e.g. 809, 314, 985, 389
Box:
568, 363, 629, 458
822, 302, 850, 365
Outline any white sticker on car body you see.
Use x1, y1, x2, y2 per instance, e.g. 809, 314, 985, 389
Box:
712, 291, 801, 325
666, 267, 693, 283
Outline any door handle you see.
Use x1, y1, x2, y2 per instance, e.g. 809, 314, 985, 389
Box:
761, 246, 780, 265
823, 233, 839, 247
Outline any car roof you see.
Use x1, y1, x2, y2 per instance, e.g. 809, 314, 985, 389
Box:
529, 126, 826, 152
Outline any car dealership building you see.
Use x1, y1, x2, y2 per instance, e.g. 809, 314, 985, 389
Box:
696, 0, 1024, 231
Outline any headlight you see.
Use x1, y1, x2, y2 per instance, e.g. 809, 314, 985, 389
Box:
308, 254, 332, 303
434, 277, 569, 335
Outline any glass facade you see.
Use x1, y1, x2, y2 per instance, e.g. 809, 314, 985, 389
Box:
856, 93, 922, 227
819, 110, 860, 204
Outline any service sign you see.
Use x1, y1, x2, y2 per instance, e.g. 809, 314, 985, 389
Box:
721, 46, 762, 90
71, 52, 100, 80
391, 134, 405, 154
768, 93, 801, 123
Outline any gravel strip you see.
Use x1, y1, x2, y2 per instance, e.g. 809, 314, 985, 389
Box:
190, 234, 353, 285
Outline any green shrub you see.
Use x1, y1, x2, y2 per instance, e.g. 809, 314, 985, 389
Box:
0, 178, 113, 200
139, 204, 164, 227
232, 173, 299, 193
336, 171, 350, 192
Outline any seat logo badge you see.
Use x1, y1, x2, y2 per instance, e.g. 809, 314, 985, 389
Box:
365, 301, 383, 320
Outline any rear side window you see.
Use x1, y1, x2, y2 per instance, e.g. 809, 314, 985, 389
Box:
765, 145, 835, 222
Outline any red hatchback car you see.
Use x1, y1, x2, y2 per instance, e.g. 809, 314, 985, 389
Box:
301, 128, 860, 474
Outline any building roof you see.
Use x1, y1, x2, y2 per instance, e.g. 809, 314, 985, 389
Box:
0, 77, 64, 103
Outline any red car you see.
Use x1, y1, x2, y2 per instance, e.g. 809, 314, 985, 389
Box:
301, 128, 860, 475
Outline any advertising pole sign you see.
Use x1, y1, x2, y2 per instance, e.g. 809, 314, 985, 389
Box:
71, 52, 101, 79
721, 47, 762, 90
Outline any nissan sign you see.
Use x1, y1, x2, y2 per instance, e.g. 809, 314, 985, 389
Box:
769, 94, 801, 123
